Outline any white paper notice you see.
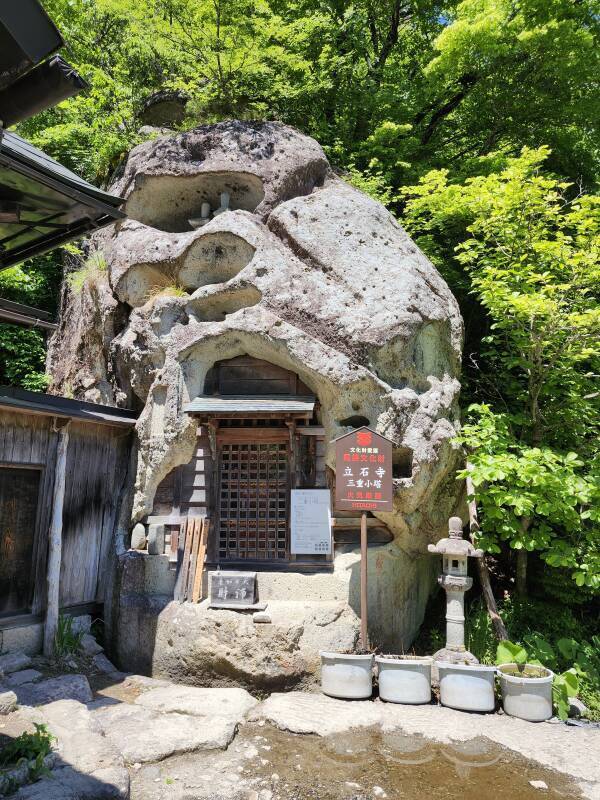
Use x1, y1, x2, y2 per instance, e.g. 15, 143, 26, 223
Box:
290, 489, 332, 555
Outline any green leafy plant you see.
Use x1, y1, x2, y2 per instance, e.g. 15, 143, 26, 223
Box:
0, 724, 55, 770
496, 639, 579, 720
54, 614, 84, 659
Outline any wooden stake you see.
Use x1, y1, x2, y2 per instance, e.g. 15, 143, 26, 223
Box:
360, 510, 368, 650
44, 420, 70, 657
466, 464, 508, 641
192, 518, 208, 603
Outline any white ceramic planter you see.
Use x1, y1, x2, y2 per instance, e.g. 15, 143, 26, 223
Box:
497, 663, 554, 722
320, 652, 373, 699
376, 656, 432, 704
438, 662, 496, 712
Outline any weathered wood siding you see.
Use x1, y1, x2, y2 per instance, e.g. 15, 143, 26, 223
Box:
60, 421, 130, 606
0, 410, 131, 615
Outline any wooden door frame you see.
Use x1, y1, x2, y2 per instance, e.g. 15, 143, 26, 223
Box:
214, 426, 291, 566
0, 462, 45, 619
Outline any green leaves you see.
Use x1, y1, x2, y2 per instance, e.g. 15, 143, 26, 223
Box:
496, 640, 527, 665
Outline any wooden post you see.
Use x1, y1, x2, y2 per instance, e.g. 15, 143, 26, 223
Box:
44, 419, 70, 657
466, 464, 508, 641
360, 510, 368, 650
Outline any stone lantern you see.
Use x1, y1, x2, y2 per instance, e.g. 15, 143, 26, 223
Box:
428, 516, 483, 665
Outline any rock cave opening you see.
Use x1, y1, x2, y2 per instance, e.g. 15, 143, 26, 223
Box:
125, 171, 265, 233
180, 232, 256, 289
188, 286, 262, 323
337, 414, 371, 428
392, 446, 414, 479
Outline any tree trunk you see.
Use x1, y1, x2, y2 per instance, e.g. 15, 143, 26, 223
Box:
516, 548, 528, 597
466, 464, 508, 641
43, 420, 70, 657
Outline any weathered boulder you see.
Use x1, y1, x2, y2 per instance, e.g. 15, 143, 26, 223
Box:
0, 689, 17, 715
48, 120, 464, 679
116, 596, 360, 692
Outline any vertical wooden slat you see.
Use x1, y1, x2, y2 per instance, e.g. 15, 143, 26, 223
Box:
186, 517, 201, 600
44, 420, 70, 657
192, 519, 208, 603
177, 518, 194, 603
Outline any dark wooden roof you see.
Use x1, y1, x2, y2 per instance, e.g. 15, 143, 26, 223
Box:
0, 387, 138, 427
184, 395, 315, 416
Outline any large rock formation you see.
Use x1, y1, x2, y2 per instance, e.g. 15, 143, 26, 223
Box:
48, 121, 464, 684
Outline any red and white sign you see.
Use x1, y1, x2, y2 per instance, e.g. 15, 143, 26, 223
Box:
334, 427, 394, 512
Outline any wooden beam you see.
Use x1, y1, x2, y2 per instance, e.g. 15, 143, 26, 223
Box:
43, 419, 70, 657
297, 426, 326, 436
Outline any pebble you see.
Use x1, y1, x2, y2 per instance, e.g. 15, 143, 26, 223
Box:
529, 780, 548, 791
345, 782, 361, 789
373, 787, 387, 798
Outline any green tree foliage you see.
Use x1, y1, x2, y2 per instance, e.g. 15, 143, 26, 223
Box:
2, 0, 599, 601
404, 148, 600, 590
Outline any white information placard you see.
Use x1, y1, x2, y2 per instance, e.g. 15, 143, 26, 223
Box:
290, 489, 332, 555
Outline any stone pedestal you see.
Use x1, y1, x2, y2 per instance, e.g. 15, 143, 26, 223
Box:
428, 517, 483, 681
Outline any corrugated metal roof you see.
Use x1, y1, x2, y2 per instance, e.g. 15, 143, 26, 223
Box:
184, 395, 315, 414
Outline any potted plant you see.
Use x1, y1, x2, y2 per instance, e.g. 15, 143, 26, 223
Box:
320, 650, 374, 699
496, 640, 577, 722
437, 659, 497, 712
375, 654, 432, 704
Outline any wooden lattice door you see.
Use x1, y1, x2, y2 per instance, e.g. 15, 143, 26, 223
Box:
218, 433, 289, 561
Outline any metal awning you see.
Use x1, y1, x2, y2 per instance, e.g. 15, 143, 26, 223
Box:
184, 395, 315, 417
0, 297, 57, 330
0, 130, 124, 271
0, 0, 63, 91
0, 386, 138, 427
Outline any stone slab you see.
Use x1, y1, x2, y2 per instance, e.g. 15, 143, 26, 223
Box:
5, 669, 43, 686
0, 650, 32, 675
93, 653, 119, 674
134, 684, 258, 720
16, 674, 93, 707
93, 703, 237, 764
16, 765, 129, 799
80, 634, 104, 657
39, 699, 124, 775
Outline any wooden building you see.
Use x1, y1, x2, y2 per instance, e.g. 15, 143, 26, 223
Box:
145, 355, 336, 572
0, 388, 136, 650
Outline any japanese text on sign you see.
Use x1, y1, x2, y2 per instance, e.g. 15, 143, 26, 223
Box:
334, 427, 393, 512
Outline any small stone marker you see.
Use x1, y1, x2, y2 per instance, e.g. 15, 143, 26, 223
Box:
131, 523, 147, 550
147, 523, 165, 555
210, 571, 257, 609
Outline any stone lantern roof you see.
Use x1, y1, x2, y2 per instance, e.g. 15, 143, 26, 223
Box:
427, 516, 483, 558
